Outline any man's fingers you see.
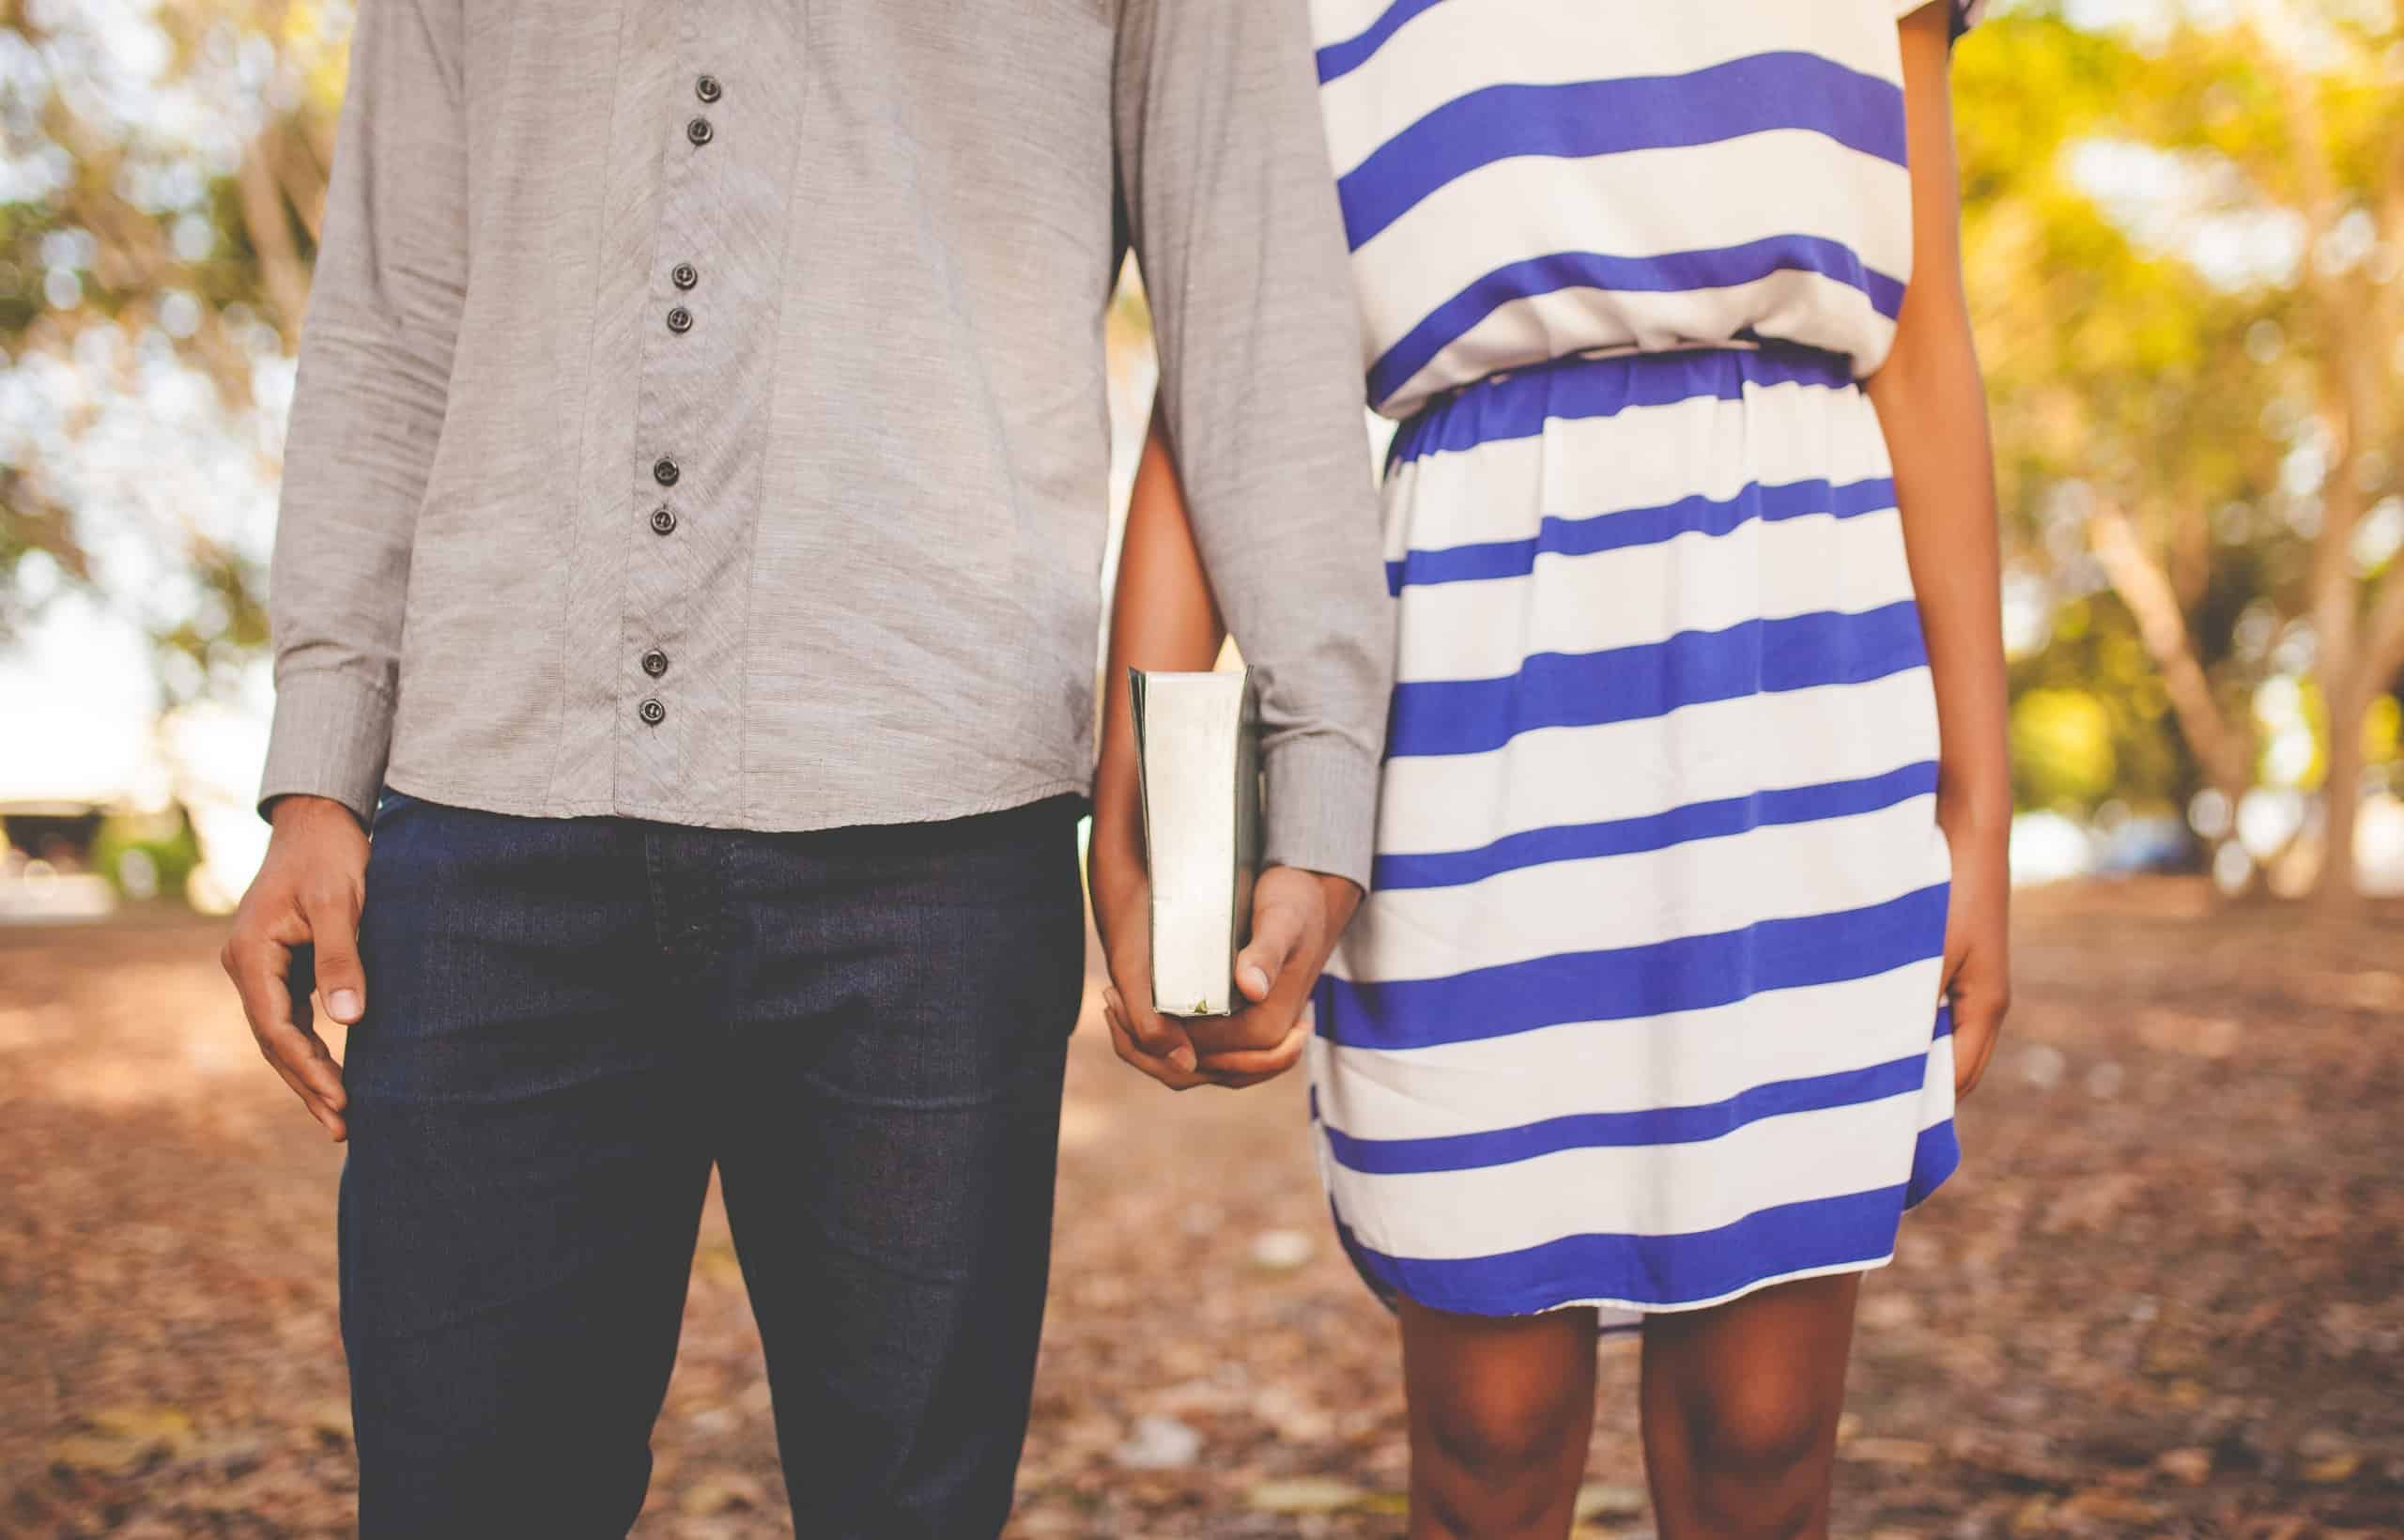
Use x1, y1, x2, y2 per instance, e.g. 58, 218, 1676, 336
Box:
254, 1006, 347, 1113
1194, 1020, 1308, 1082
1234, 896, 1308, 1005
222, 932, 290, 1039
224, 927, 348, 1132
259, 1050, 347, 1141
302, 890, 367, 1025
1110, 989, 1300, 1092
249, 1008, 349, 1137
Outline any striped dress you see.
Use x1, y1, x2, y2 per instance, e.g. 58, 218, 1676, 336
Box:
1305, 0, 1981, 1322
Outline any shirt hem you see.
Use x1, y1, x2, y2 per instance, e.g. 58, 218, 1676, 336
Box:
377, 773, 1095, 835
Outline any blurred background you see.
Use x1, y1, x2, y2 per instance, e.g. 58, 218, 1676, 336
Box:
2, 1, 2399, 1536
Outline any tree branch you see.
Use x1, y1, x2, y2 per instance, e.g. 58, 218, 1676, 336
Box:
269, 119, 329, 246
2089, 501, 2254, 798
2362, 557, 2404, 709
237, 135, 313, 339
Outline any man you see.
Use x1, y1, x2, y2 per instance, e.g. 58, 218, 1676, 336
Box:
219, 3, 1390, 1534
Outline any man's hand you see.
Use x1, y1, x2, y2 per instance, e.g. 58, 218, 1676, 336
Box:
221, 794, 370, 1141
1091, 827, 1359, 1091
1188, 866, 1357, 1071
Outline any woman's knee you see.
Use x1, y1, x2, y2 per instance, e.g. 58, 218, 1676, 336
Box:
1420, 1370, 1588, 1481
1689, 1375, 1830, 1476
1674, 1378, 1834, 1538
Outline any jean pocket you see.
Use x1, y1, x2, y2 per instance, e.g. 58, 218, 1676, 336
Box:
372, 787, 420, 829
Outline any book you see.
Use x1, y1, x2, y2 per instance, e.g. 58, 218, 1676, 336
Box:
1129, 666, 1262, 1018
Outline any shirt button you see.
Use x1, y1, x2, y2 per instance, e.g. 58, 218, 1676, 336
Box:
653, 456, 680, 486
639, 698, 667, 726
671, 262, 699, 290
666, 305, 693, 334
695, 74, 723, 104
649, 505, 677, 536
640, 649, 670, 678
686, 116, 713, 146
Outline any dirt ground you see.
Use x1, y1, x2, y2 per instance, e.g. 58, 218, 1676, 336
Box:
2, 879, 2398, 1538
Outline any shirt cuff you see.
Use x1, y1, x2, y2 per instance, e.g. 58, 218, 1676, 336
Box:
256, 668, 395, 824
1261, 733, 1381, 892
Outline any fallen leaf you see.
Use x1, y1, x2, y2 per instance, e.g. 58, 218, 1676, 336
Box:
46, 1404, 198, 1474
1573, 1482, 1648, 1519
1248, 1229, 1315, 1271
679, 1470, 770, 1515
1112, 1413, 1203, 1471
1246, 1476, 1366, 1513
302, 1398, 351, 1443
2056, 1488, 2161, 1524
47, 1434, 155, 1476
1841, 1436, 1934, 1467
89, 1405, 195, 1445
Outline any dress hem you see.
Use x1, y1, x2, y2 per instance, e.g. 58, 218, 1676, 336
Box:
1333, 1135, 1962, 1323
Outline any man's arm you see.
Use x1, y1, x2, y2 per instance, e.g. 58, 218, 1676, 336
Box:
1106, 0, 1393, 1072
1111, 0, 1394, 894
259, 0, 469, 818
223, 0, 469, 1140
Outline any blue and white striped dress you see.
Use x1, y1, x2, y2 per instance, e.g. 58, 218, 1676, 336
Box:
1305, 0, 1981, 1322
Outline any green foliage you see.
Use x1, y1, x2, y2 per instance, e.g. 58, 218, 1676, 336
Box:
88, 809, 203, 901
6, 1, 2400, 842
1961, 3, 2404, 832
2012, 685, 2119, 808
2011, 595, 2196, 810
2, 2, 347, 681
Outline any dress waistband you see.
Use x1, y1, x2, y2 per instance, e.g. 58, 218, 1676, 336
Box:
1385, 340, 1856, 470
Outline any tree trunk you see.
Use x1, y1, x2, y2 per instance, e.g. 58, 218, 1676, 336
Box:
2315, 681, 2363, 907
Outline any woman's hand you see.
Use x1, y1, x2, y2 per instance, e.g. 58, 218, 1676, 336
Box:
1937, 796, 2010, 1098
1089, 814, 1201, 1087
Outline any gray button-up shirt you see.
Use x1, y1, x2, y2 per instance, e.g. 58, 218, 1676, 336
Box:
260, 0, 1393, 885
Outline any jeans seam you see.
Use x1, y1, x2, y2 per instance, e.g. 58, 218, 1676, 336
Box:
641, 823, 671, 956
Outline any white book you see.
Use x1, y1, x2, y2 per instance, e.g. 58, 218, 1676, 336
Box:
1129, 667, 1262, 1018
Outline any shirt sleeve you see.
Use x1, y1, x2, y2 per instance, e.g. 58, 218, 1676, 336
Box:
1895, 0, 1986, 38
1113, 0, 1395, 890
256, 0, 469, 822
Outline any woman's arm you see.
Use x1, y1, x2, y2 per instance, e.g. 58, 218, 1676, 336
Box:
1097, 405, 1230, 842
1093, 406, 1227, 949
1865, 0, 2011, 1096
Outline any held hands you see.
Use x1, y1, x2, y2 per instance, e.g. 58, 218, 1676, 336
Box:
1090, 834, 1360, 1091
221, 794, 368, 1141
1937, 795, 2011, 1099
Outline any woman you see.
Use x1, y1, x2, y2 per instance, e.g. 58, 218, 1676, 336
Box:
1091, 3, 2010, 1534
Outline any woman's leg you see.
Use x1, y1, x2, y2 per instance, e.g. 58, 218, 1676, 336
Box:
1401, 1298, 1599, 1540
1640, 1273, 1862, 1540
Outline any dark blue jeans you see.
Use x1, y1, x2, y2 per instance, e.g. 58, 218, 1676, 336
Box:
342, 792, 1086, 1538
